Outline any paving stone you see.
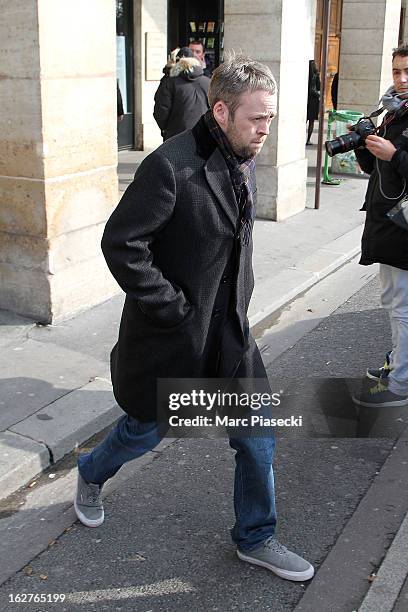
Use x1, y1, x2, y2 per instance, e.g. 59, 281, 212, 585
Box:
10, 378, 122, 463
0, 431, 49, 500
0, 339, 109, 429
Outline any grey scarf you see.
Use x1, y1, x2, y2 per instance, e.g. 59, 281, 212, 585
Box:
380, 86, 408, 113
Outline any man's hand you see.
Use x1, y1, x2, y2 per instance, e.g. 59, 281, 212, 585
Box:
365, 135, 396, 161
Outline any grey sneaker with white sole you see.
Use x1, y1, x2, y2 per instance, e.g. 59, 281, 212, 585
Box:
74, 472, 104, 528
237, 537, 314, 581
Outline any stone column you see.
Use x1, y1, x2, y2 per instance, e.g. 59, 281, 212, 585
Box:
401, 0, 408, 42
224, 0, 316, 220
138, 0, 167, 149
0, 0, 119, 323
338, 0, 402, 116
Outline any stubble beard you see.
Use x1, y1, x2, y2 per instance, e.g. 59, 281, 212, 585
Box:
225, 122, 258, 160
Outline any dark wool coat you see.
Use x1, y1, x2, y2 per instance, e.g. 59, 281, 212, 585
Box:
153, 57, 210, 140
355, 111, 408, 271
101, 117, 263, 421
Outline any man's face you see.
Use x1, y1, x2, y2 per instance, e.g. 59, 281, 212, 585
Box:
392, 54, 408, 95
223, 89, 277, 159
189, 43, 204, 62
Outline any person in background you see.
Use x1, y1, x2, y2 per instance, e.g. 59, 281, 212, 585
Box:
188, 39, 212, 77
160, 47, 179, 82
154, 48, 180, 140
352, 44, 408, 408
117, 82, 124, 122
331, 72, 338, 110
153, 47, 210, 141
306, 60, 320, 145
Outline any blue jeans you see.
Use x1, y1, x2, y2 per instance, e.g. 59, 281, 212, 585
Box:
78, 414, 276, 551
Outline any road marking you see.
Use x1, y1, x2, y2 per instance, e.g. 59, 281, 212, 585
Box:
66, 578, 197, 603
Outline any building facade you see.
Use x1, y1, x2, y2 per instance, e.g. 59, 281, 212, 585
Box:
0, 0, 404, 322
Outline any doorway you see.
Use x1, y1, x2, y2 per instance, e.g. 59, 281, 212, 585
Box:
167, 0, 224, 74
315, 0, 343, 109
116, 0, 134, 149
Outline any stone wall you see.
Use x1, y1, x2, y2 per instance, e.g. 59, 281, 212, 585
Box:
0, 0, 119, 322
338, 0, 401, 115
139, 0, 167, 149
224, 0, 315, 220
401, 0, 408, 42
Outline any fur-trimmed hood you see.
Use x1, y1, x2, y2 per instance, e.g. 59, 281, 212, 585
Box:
170, 57, 203, 80
162, 59, 175, 77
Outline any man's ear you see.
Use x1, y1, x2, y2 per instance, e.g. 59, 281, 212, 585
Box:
213, 100, 229, 128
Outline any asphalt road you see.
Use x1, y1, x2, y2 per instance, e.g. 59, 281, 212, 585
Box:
0, 274, 402, 612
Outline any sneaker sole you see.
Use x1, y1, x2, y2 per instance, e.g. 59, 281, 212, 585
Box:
366, 370, 382, 381
74, 500, 104, 528
352, 396, 408, 408
236, 549, 315, 581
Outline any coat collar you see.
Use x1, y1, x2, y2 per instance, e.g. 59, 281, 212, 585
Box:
192, 116, 238, 231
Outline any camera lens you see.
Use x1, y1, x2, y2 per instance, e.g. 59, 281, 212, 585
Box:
325, 132, 362, 157
325, 139, 338, 157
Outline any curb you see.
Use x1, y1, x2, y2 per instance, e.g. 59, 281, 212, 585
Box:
0, 379, 121, 502
0, 431, 50, 500
358, 510, 408, 612
293, 431, 408, 612
0, 227, 362, 503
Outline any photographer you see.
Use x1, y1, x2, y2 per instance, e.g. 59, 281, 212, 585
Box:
352, 45, 408, 408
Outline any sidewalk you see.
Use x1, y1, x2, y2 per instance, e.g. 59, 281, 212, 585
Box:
0, 143, 366, 499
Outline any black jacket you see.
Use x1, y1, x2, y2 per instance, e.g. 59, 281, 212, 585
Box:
117, 82, 124, 117
307, 60, 320, 121
355, 111, 408, 271
101, 116, 258, 421
153, 57, 210, 140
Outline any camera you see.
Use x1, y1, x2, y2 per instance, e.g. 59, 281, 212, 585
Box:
325, 118, 376, 157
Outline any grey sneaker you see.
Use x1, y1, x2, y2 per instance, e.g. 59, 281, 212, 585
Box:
366, 351, 391, 381
74, 472, 104, 528
237, 537, 314, 581
352, 381, 408, 408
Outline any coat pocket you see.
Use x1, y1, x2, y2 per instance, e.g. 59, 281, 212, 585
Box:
137, 300, 195, 330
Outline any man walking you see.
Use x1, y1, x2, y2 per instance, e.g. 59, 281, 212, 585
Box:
353, 45, 408, 408
74, 55, 314, 582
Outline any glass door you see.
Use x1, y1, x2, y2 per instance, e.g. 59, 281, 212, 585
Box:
167, 0, 224, 73
116, 0, 134, 149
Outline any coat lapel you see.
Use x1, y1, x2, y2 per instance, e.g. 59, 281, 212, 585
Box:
204, 148, 238, 232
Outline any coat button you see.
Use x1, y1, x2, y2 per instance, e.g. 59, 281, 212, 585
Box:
212, 308, 222, 318
221, 275, 228, 283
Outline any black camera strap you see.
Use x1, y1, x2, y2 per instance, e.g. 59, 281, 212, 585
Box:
369, 107, 386, 119
370, 100, 408, 131
372, 101, 408, 201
